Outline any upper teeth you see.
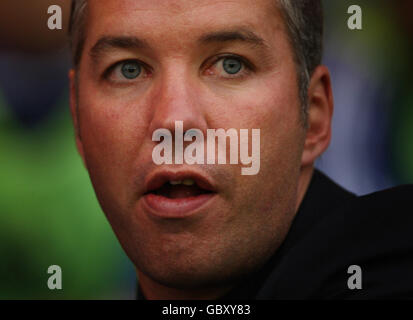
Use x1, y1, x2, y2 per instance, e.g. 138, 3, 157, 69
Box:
170, 179, 195, 186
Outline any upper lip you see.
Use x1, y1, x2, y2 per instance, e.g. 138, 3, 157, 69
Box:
143, 169, 217, 194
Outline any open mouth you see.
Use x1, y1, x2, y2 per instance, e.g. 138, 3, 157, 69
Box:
147, 179, 213, 199
143, 172, 217, 218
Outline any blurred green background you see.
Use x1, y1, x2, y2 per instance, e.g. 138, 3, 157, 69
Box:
0, 0, 135, 299
0, 0, 412, 299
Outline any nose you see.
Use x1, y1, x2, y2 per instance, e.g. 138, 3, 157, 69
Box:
147, 62, 208, 139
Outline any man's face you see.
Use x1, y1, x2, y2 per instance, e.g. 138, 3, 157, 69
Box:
72, 0, 307, 290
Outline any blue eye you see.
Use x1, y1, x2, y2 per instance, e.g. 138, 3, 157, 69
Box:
222, 58, 242, 75
121, 61, 141, 79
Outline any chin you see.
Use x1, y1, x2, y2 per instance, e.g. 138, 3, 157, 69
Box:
135, 242, 263, 292
142, 263, 244, 291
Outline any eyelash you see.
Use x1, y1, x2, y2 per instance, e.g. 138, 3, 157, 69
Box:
102, 59, 151, 83
204, 54, 254, 79
102, 54, 254, 84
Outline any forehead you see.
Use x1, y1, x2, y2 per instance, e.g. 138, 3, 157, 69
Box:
85, 0, 285, 46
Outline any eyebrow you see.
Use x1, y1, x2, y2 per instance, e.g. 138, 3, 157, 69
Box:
198, 28, 269, 48
89, 36, 150, 62
89, 28, 269, 63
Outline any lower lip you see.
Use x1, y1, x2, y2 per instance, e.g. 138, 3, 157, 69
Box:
142, 193, 216, 218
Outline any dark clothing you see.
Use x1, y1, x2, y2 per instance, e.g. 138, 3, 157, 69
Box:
138, 170, 413, 299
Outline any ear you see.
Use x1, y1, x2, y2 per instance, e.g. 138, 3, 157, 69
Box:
69, 69, 86, 166
301, 65, 334, 167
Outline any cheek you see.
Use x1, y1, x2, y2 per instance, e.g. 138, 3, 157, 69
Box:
205, 69, 301, 131
80, 103, 133, 166
76, 86, 151, 209
78, 79, 152, 159
254, 76, 304, 184
209, 77, 302, 172
223, 72, 304, 213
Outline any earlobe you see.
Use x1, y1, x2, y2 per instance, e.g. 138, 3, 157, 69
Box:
301, 65, 334, 167
69, 69, 86, 166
